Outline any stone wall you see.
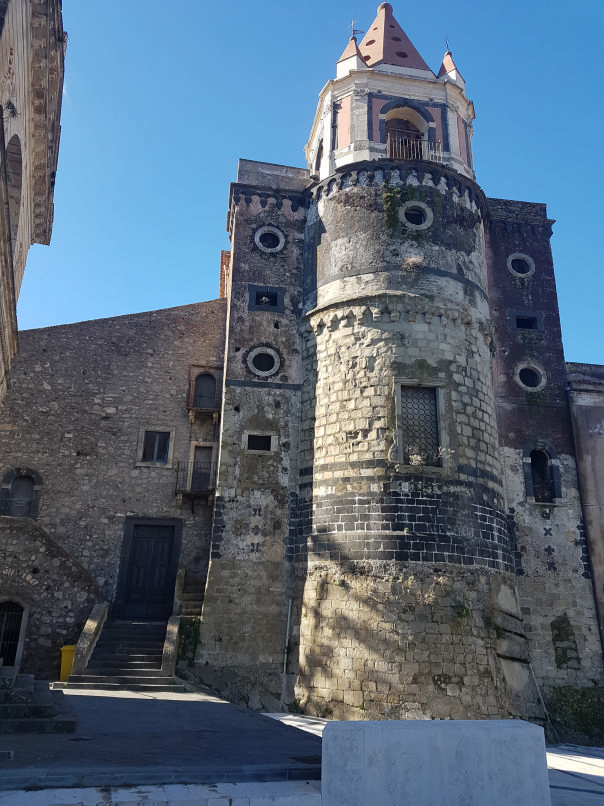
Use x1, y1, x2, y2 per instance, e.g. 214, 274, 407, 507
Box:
487, 201, 604, 694
292, 166, 540, 719
0, 0, 64, 399
294, 563, 541, 722
566, 363, 604, 662
196, 163, 308, 709
0, 517, 97, 678
0, 300, 226, 676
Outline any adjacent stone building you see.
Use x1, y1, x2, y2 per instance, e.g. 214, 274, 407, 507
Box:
1, 3, 602, 731
0, 0, 64, 400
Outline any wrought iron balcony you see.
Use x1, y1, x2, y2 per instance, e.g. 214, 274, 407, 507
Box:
175, 461, 217, 495
386, 130, 443, 163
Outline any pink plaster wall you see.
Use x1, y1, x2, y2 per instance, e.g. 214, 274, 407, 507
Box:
425, 106, 444, 149
371, 97, 388, 143
337, 95, 351, 149
457, 115, 468, 165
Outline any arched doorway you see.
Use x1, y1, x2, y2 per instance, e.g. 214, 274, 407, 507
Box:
7, 474, 34, 517
0, 601, 24, 667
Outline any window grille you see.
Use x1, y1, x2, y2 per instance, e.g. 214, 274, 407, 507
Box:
400, 386, 440, 465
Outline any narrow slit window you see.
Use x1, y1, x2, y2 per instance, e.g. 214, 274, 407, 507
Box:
530, 450, 555, 503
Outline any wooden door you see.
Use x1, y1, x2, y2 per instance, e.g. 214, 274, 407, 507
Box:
191, 445, 212, 491
121, 523, 178, 619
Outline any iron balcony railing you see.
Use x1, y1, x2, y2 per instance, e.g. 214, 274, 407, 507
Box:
175, 461, 217, 495
386, 130, 443, 163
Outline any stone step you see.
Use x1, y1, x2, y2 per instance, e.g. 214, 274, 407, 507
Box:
0, 717, 76, 734
84, 666, 163, 677
102, 621, 168, 634
90, 652, 164, 663
65, 679, 185, 693
68, 674, 179, 685
0, 704, 55, 719
86, 657, 163, 667
90, 651, 163, 662
93, 639, 165, 650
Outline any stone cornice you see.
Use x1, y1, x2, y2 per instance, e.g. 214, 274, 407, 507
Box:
227, 182, 309, 237
30, 0, 65, 245
309, 158, 488, 219
302, 291, 496, 355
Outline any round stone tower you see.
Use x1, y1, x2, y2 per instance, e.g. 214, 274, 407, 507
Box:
294, 3, 541, 722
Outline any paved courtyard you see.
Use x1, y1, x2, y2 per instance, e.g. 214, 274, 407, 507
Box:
0, 687, 602, 804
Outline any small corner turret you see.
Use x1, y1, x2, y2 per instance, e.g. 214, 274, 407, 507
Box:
306, 3, 475, 181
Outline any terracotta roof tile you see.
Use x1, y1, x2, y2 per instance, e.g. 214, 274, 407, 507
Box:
358, 3, 432, 72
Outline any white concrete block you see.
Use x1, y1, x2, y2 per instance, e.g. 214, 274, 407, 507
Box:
321, 720, 551, 806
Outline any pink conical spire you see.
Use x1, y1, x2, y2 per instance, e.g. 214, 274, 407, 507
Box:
437, 47, 465, 89
357, 3, 432, 72
437, 50, 464, 81
337, 35, 364, 63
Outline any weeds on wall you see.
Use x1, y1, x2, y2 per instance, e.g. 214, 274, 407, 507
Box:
177, 617, 201, 668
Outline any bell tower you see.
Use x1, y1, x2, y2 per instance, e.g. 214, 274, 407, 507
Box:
307, 2, 474, 181
198, 3, 603, 721
294, 3, 542, 721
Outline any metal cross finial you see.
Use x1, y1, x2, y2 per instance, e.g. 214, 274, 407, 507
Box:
350, 19, 364, 38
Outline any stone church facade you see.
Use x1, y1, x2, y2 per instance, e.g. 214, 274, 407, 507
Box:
1, 3, 603, 729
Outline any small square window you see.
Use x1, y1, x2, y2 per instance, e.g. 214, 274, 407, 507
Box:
247, 434, 272, 451
137, 429, 174, 467
142, 431, 170, 463
515, 315, 538, 330
248, 285, 285, 313
509, 310, 543, 332
255, 291, 278, 307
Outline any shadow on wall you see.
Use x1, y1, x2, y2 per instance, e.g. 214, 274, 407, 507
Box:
0, 517, 98, 679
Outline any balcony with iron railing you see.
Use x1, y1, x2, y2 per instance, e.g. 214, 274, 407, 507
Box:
175, 461, 217, 496
386, 130, 443, 163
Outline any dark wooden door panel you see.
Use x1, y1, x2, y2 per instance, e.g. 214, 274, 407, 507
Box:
121, 524, 177, 619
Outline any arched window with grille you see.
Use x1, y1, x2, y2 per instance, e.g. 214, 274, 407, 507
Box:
193, 373, 216, 409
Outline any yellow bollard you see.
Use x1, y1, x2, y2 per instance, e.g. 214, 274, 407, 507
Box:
60, 645, 76, 682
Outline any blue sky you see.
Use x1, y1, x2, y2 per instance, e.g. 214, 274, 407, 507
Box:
18, 0, 604, 364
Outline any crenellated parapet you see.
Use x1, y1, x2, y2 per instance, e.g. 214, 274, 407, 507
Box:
309, 159, 487, 217
302, 292, 496, 356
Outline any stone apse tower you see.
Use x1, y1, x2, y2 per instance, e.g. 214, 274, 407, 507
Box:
197, 3, 603, 721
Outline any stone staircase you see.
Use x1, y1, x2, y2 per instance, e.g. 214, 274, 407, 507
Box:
0, 676, 75, 734
180, 575, 206, 616
65, 620, 185, 692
